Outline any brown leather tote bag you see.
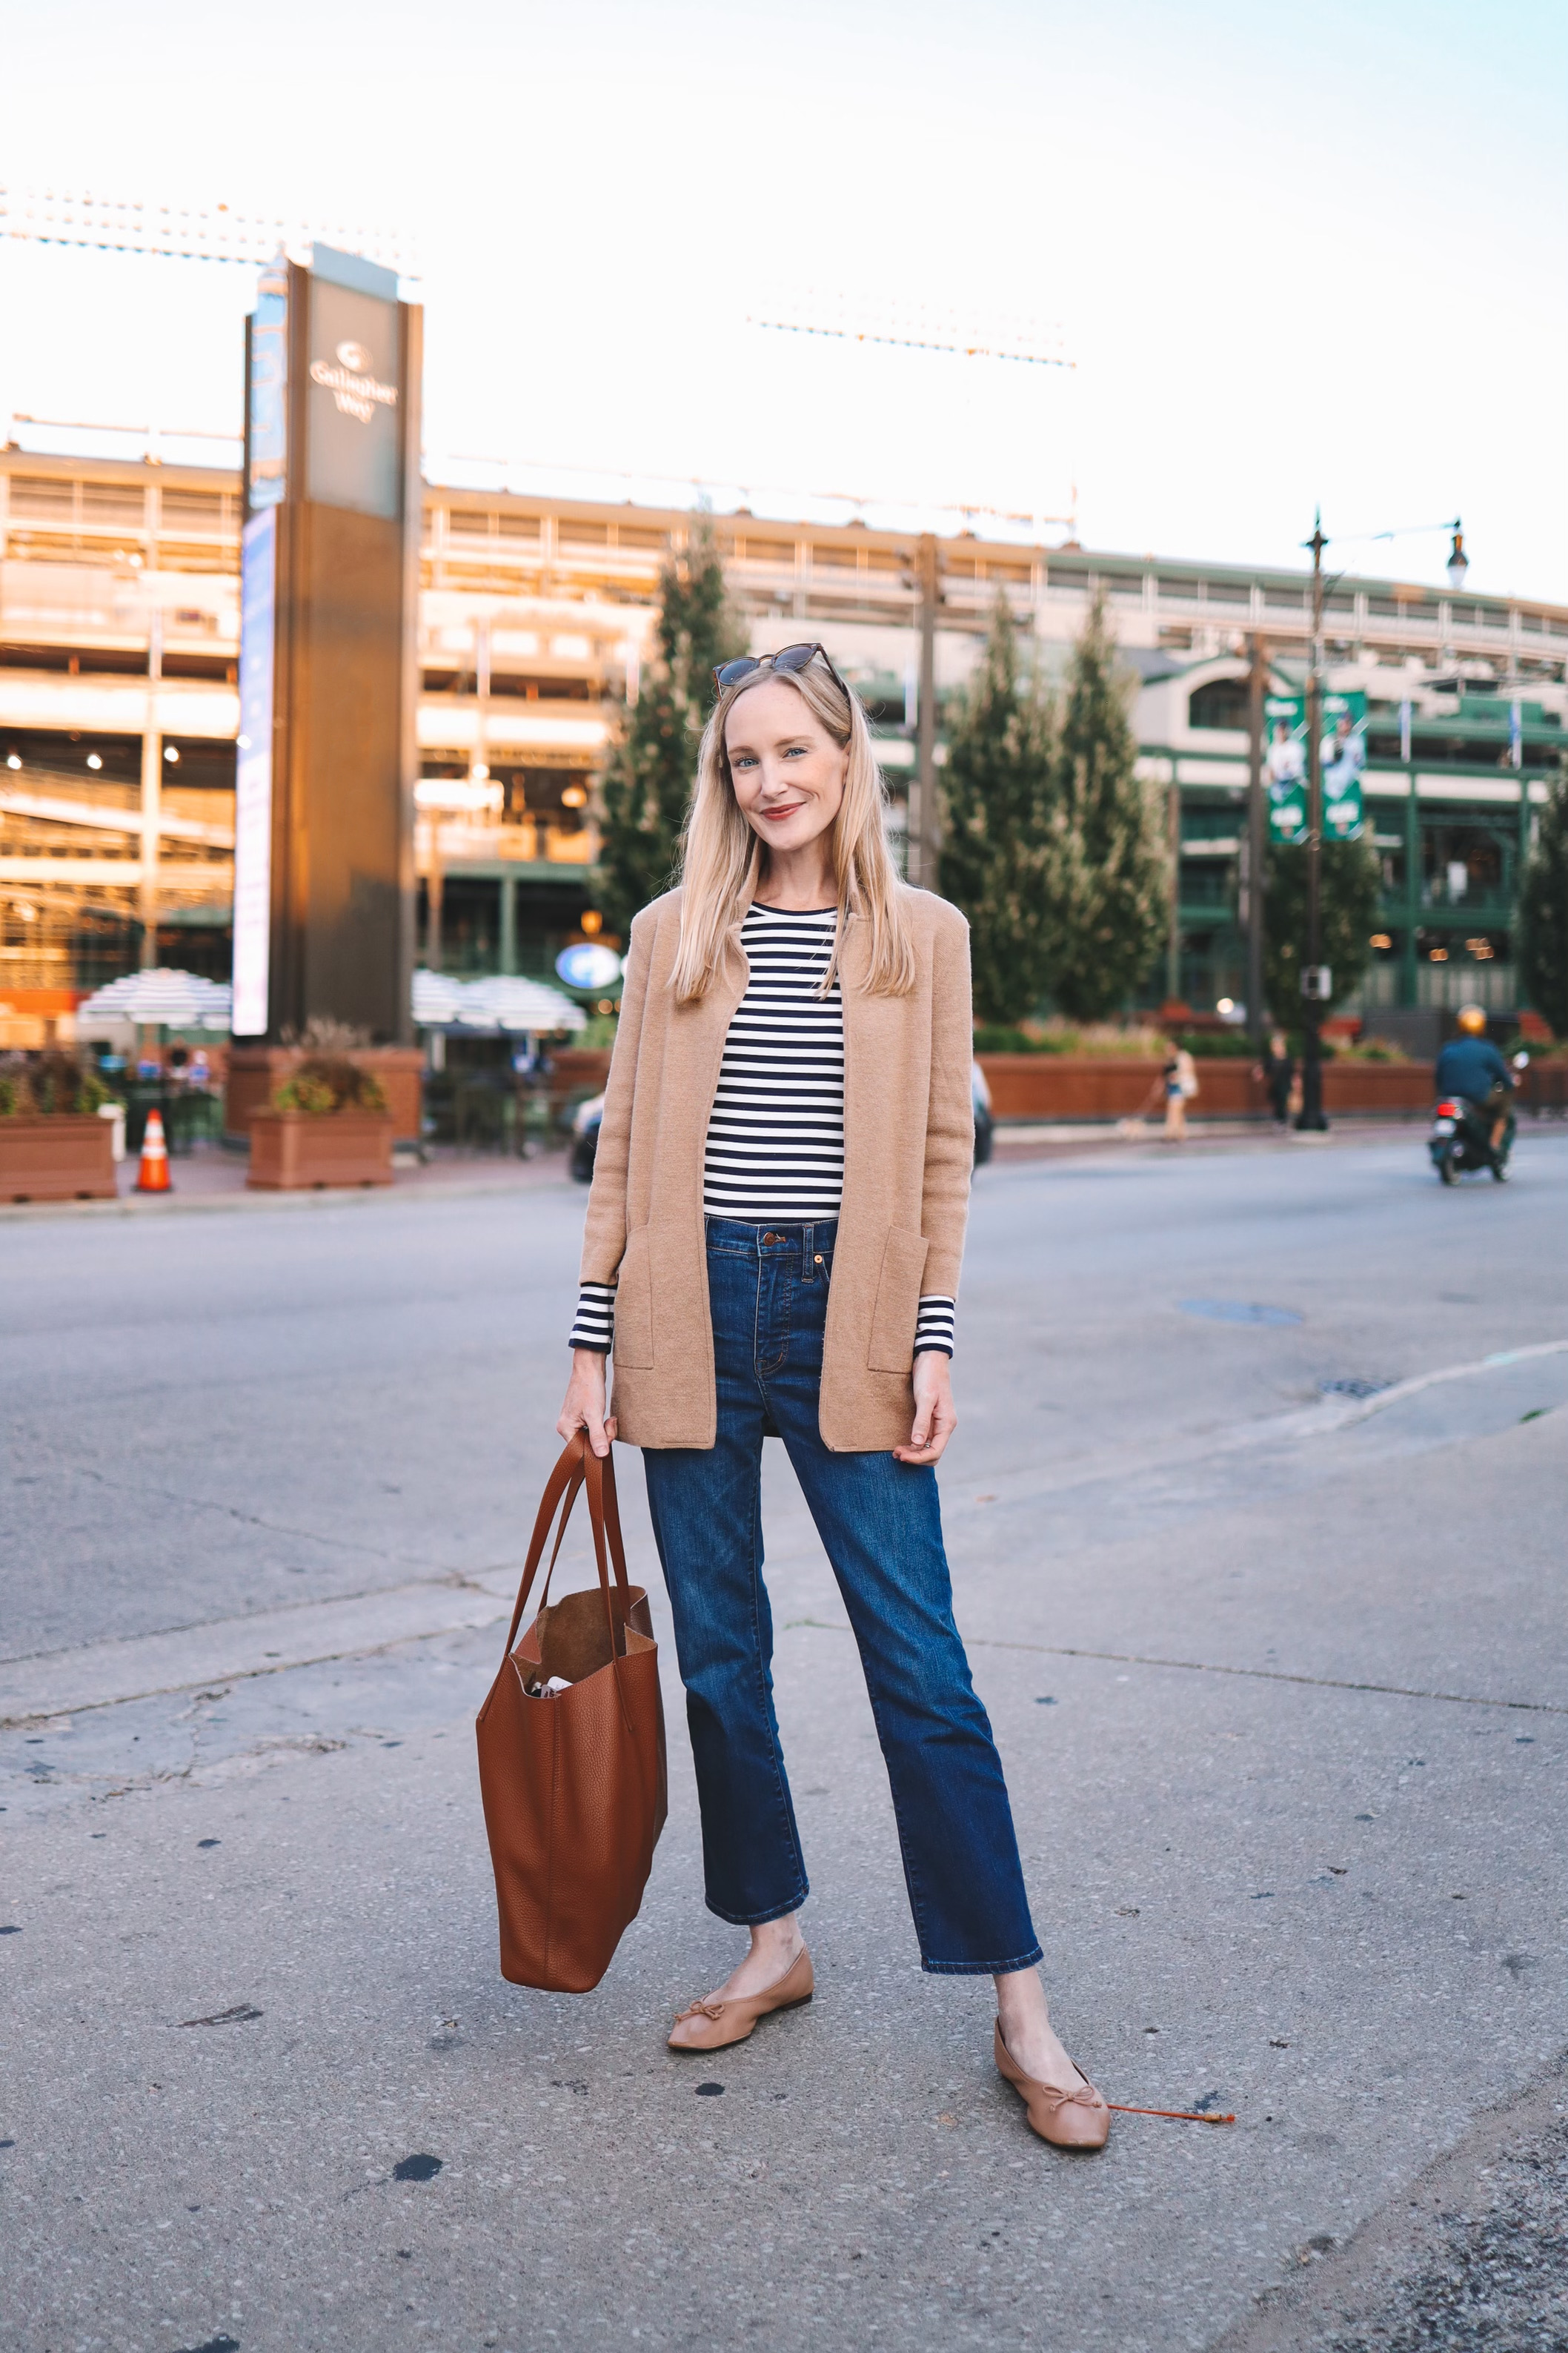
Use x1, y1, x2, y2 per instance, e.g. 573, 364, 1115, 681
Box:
475, 1433, 667, 1992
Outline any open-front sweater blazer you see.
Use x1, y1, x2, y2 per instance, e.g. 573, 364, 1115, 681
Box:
579, 880, 974, 1453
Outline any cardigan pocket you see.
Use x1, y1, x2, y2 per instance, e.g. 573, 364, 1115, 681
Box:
867, 1227, 931, 1372
614, 1227, 654, 1368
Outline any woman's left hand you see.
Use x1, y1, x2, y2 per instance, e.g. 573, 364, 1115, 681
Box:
894, 1353, 957, 1466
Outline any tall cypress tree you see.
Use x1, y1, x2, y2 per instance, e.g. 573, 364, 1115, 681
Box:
1041, 595, 1169, 1021
937, 595, 1056, 1025
597, 516, 747, 939
1520, 772, 1568, 1039
1258, 835, 1382, 1027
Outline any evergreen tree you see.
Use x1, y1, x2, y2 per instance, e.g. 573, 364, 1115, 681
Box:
1042, 596, 1169, 1020
937, 595, 1057, 1025
597, 517, 747, 939
1258, 833, 1382, 1028
1519, 772, 1568, 1039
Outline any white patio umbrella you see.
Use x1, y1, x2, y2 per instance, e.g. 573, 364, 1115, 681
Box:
76, 967, 233, 1029
459, 977, 586, 1034
411, 968, 470, 1028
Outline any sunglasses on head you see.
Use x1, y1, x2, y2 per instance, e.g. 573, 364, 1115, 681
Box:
712, 642, 849, 700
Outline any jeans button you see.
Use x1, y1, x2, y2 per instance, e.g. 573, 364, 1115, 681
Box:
763, 1230, 780, 1246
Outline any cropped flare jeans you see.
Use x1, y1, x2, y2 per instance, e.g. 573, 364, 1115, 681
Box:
640, 1218, 1041, 1976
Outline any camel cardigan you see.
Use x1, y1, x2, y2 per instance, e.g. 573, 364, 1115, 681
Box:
579, 880, 974, 1453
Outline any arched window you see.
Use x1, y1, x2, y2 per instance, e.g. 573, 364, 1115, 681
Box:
1189, 677, 1249, 732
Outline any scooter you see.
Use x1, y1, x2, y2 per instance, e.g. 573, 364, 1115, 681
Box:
1429, 1093, 1515, 1184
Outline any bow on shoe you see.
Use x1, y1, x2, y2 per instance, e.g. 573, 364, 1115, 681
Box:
1035, 2078, 1106, 2114
674, 1997, 727, 2023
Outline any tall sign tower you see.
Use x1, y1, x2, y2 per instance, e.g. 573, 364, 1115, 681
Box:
234, 247, 422, 1043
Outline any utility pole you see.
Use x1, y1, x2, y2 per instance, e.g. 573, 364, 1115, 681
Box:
1245, 634, 1266, 1049
1166, 774, 1181, 1006
910, 534, 940, 890
1298, 514, 1331, 1130
139, 603, 163, 969
471, 614, 491, 795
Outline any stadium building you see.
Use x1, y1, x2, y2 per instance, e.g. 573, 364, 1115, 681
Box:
1, 438, 1561, 1044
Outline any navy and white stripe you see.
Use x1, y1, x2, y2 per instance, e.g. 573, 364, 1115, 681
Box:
569, 901, 954, 1357
913, 1296, 955, 1357
704, 903, 846, 1219
568, 1281, 616, 1353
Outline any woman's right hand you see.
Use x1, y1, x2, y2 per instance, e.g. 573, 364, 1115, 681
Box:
557, 1347, 617, 1457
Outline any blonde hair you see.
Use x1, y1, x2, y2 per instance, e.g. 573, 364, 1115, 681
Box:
671, 656, 915, 1003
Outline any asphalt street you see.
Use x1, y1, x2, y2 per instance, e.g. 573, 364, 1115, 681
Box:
3, 1128, 1567, 2353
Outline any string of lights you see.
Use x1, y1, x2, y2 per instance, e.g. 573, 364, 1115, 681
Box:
748, 294, 1072, 370
0, 186, 419, 279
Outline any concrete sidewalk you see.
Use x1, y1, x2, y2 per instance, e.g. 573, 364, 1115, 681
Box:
3, 1140, 1565, 2351
0, 1138, 579, 1222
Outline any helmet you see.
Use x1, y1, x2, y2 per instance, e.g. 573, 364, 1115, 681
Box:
1456, 1003, 1487, 1035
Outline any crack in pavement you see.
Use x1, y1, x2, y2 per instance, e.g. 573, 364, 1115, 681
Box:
0, 1568, 528, 1728
9, 1338, 1563, 1734
783, 1620, 1568, 1716
10, 1438, 477, 1579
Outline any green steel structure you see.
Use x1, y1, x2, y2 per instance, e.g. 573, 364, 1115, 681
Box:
1142, 691, 1557, 1026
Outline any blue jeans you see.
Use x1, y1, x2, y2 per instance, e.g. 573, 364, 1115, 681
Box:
640, 1218, 1042, 1976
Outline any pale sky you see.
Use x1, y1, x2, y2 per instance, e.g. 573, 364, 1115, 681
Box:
4, 0, 1565, 600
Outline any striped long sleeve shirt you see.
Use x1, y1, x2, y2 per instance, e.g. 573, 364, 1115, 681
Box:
569, 903, 956, 1358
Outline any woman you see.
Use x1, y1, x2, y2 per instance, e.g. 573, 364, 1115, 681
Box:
557, 643, 1108, 2151
1146, 1039, 1195, 1141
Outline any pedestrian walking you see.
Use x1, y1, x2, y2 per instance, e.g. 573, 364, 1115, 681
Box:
556, 643, 1109, 2150
1143, 1039, 1197, 1141
1258, 1029, 1294, 1126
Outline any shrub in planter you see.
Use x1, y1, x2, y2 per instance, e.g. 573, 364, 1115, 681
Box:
0, 1056, 31, 1117
973, 1025, 1054, 1055
273, 1055, 388, 1115
0, 1049, 109, 1116
971, 1020, 1170, 1058
1173, 1030, 1256, 1059
0, 1050, 115, 1200
1341, 1036, 1412, 1064
250, 1055, 394, 1190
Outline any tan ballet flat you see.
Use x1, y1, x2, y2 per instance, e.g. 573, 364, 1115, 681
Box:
994, 2020, 1111, 2150
668, 1945, 814, 2052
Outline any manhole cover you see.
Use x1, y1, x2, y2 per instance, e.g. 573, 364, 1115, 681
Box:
1179, 1300, 1302, 1327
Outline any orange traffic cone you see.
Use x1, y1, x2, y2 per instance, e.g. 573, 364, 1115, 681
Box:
136, 1107, 172, 1193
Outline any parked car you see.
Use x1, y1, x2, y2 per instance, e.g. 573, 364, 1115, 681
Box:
572, 1066, 994, 1183
569, 1092, 604, 1182
971, 1060, 994, 1165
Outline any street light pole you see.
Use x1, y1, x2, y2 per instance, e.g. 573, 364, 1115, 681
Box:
1245, 632, 1266, 1051
1297, 514, 1331, 1131
911, 533, 940, 890
1284, 509, 1464, 1121
139, 603, 164, 970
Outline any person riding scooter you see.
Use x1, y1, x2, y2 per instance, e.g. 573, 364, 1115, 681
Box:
1434, 1003, 1515, 1155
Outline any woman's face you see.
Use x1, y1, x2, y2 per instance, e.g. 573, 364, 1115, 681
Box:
725, 676, 847, 858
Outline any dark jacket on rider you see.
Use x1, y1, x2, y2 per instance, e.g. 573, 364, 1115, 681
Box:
1434, 1035, 1512, 1106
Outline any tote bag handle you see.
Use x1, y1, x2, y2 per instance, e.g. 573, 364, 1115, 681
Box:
499, 1430, 631, 1664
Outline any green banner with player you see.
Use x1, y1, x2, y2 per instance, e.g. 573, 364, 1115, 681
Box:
1265, 690, 1366, 843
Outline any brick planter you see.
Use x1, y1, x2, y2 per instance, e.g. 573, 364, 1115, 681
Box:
545, 1046, 612, 1113
977, 1056, 1193, 1120
977, 1053, 1433, 1122
1318, 1063, 1430, 1114
225, 1047, 424, 1146
0, 1115, 116, 1202
247, 1111, 396, 1190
